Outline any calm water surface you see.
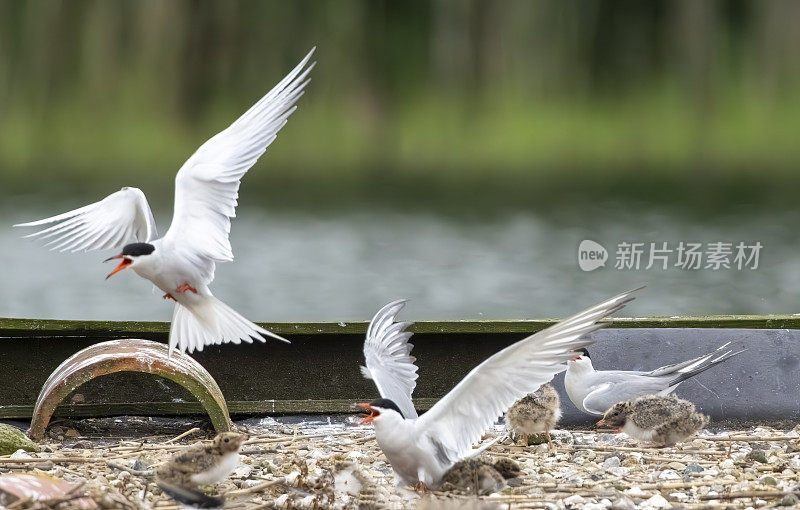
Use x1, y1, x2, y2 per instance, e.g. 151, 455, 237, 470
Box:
1, 200, 798, 322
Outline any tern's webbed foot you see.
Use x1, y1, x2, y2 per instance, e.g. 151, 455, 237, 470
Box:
414, 481, 428, 493
163, 293, 177, 301
176, 283, 198, 294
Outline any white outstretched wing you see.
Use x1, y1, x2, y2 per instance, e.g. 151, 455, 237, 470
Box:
14, 187, 156, 252
162, 48, 316, 284
361, 299, 419, 419
415, 287, 641, 462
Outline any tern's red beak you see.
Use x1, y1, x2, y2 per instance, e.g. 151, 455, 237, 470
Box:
356, 403, 375, 425
104, 254, 131, 279
596, 418, 607, 426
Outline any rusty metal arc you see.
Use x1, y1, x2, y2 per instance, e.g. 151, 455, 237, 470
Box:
29, 339, 232, 440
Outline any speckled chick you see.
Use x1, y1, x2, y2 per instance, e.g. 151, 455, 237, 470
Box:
156, 432, 246, 508
491, 457, 522, 479
506, 382, 561, 449
439, 458, 522, 495
599, 395, 708, 446
439, 459, 505, 495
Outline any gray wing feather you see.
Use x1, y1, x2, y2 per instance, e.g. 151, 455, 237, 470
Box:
582, 378, 671, 415
646, 342, 732, 377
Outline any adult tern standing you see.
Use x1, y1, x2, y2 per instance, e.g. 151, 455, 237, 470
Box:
565, 342, 743, 416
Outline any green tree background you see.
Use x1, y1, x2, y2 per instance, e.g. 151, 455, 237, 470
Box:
1, 0, 799, 206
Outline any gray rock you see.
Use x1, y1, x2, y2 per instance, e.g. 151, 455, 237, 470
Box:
609, 496, 636, 510
779, 494, 799, 506
683, 463, 704, 474
67, 440, 93, 449
746, 449, 768, 463
597, 434, 627, 445
132, 458, 151, 471
552, 430, 574, 446
758, 475, 777, 486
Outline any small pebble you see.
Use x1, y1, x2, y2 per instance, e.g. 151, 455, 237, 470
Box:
641, 494, 671, 509
610, 496, 636, 510
563, 494, 586, 507
759, 475, 777, 486
683, 462, 705, 474
779, 493, 800, 506
657, 469, 681, 480
746, 449, 768, 463
132, 458, 151, 471
668, 492, 689, 502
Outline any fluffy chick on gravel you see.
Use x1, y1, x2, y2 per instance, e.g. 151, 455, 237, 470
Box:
156, 432, 246, 508
506, 382, 561, 450
598, 395, 708, 446
333, 461, 371, 496
438, 458, 521, 495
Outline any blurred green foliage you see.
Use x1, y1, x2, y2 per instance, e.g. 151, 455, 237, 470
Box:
1, 0, 799, 201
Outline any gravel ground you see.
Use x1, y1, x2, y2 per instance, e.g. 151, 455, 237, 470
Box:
1, 417, 799, 509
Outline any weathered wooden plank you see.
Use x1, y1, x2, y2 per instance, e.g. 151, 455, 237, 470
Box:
0, 323, 798, 425
4, 315, 800, 338
0, 399, 443, 419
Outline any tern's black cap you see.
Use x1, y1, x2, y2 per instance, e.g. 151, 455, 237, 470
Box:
121, 242, 155, 256
369, 398, 404, 419
576, 348, 591, 359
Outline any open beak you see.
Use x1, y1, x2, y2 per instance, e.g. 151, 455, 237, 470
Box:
596, 419, 622, 433
104, 254, 131, 279
569, 354, 583, 361
355, 403, 375, 425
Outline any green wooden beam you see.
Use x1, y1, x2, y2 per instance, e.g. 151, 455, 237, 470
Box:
2, 315, 800, 338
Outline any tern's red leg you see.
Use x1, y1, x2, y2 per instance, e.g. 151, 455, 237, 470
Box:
414, 481, 428, 493
162, 293, 176, 301
176, 283, 198, 294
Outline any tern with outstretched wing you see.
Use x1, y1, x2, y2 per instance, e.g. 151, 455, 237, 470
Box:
15, 49, 316, 355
